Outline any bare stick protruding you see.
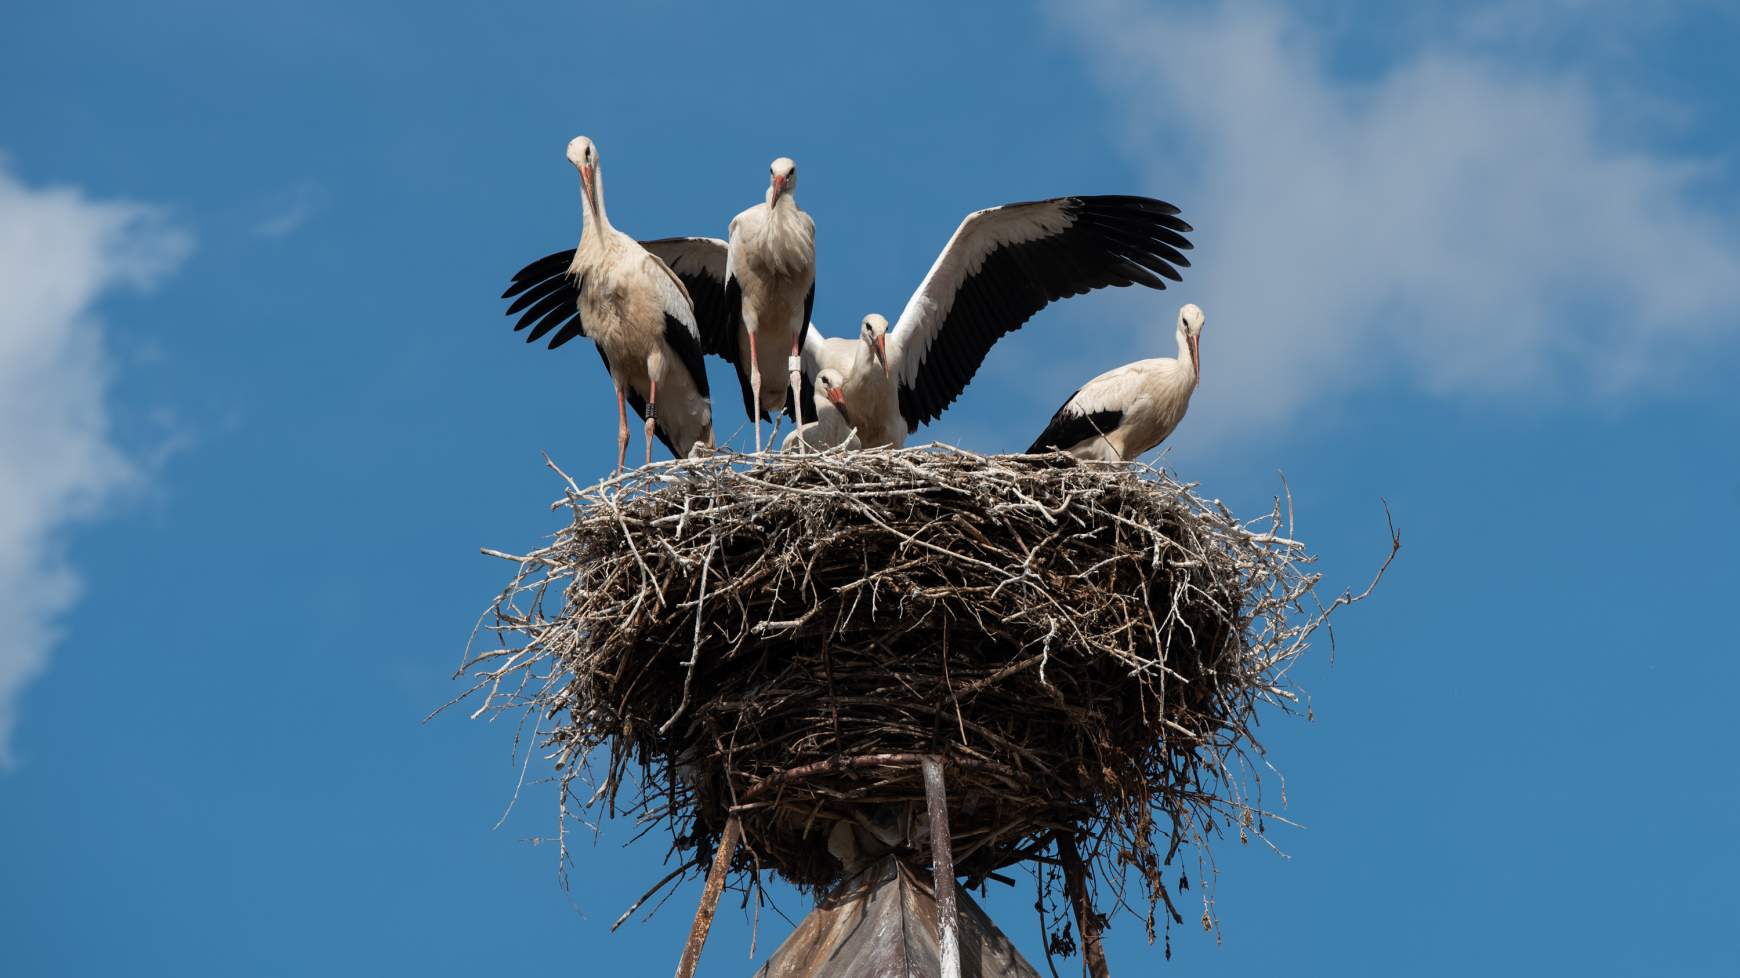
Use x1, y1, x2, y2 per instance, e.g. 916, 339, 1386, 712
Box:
923, 756, 962, 978
674, 815, 741, 978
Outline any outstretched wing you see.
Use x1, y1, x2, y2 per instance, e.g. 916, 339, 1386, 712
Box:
500, 246, 701, 458
887, 195, 1192, 432
502, 237, 733, 355
501, 249, 585, 348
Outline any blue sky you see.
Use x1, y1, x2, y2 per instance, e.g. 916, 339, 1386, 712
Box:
3, 1, 1737, 974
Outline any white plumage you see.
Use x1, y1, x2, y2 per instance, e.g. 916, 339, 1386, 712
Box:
557, 136, 714, 469
798, 315, 897, 445
780, 368, 860, 453
504, 186, 1194, 459
799, 195, 1193, 447
1027, 304, 1204, 461
723, 157, 816, 451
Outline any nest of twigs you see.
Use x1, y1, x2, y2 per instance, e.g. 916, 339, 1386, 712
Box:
455, 446, 1391, 940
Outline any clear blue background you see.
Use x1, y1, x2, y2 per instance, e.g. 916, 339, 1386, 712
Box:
3, 2, 1737, 975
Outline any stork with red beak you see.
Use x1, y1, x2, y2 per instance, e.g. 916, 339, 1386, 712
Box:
710, 156, 817, 451
538, 136, 714, 470
1026, 303, 1205, 461
780, 367, 861, 453
797, 315, 897, 445
796, 194, 1194, 448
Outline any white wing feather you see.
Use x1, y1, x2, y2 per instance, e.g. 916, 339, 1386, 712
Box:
645, 253, 699, 335
886, 200, 1076, 386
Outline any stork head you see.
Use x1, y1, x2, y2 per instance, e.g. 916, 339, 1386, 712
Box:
567, 136, 599, 203
860, 314, 890, 379
769, 157, 797, 206
816, 367, 849, 422
1177, 303, 1205, 388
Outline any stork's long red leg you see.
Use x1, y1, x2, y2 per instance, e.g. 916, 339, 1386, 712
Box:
614, 383, 629, 473
748, 328, 762, 453
789, 333, 805, 442
644, 378, 657, 466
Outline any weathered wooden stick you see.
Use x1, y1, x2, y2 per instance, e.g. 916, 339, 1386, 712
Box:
922, 756, 962, 978
1055, 832, 1109, 978
733, 751, 1017, 808
673, 815, 741, 978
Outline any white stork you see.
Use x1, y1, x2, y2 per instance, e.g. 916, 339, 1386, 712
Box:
780, 368, 859, 453
798, 195, 1194, 447
720, 158, 817, 451
498, 137, 714, 470
1026, 303, 1205, 460
505, 194, 1193, 454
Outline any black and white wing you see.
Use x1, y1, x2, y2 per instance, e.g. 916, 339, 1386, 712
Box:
713, 221, 759, 419
644, 253, 712, 402
501, 237, 731, 354
642, 236, 733, 354
498, 245, 709, 456
886, 195, 1192, 432
501, 249, 586, 348
1026, 389, 1123, 454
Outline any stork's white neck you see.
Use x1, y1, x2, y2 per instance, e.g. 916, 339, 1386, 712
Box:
844, 343, 898, 441
1175, 326, 1196, 378
580, 167, 612, 237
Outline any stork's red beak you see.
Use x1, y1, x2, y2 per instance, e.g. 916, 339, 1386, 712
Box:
876, 334, 889, 379
1188, 333, 1201, 388
771, 175, 786, 203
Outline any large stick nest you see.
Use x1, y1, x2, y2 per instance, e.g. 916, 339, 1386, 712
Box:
456, 447, 1390, 938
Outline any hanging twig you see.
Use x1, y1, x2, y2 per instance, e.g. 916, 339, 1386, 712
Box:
1056, 832, 1110, 978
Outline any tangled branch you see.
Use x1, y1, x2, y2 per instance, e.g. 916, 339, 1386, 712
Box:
451, 445, 1395, 942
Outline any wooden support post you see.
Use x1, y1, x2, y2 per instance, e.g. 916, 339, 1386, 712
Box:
1055, 833, 1109, 978
674, 815, 741, 978
921, 756, 962, 978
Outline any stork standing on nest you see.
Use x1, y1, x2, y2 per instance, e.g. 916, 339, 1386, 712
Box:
1027, 303, 1205, 460
799, 195, 1194, 447
503, 137, 714, 471
717, 158, 817, 452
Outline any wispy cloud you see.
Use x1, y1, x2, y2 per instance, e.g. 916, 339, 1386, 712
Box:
1049, 0, 1740, 438
0, 162, 191, 767
253, 180, 326, 239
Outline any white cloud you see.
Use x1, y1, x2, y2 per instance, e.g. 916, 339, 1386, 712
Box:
1050, 1, 1740, 437
0, 163, 191, 767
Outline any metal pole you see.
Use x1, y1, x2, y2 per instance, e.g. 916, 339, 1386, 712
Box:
674, 815, 742, 978
921, 756, 962, 978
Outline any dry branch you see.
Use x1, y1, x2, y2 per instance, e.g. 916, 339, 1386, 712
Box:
453, 445, 1393, 944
